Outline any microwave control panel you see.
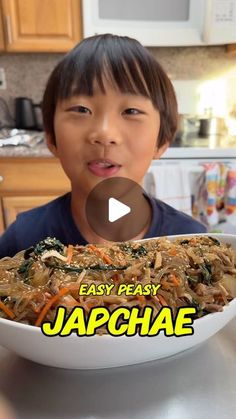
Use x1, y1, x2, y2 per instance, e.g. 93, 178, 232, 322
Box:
214, 0, 236, 23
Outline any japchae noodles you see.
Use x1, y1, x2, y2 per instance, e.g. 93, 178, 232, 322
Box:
0, 235, 235, 329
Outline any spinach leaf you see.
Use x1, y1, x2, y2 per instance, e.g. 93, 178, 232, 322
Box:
18, 259, 34, 282
186, 275, 198, 284
200, 262, 212, 285
180, 239, 190, 245
191, 299, 205, 318
34, 237, 65, 256
208, 236, 221, 246
24, 246, 35, 260
119, 244, 147, 258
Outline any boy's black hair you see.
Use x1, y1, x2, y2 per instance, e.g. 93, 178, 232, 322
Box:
42, 34, 178, 147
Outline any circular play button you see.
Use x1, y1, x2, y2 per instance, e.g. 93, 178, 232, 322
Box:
86, 177, 151, 242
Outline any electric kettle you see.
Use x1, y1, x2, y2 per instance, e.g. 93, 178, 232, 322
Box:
15, 97, 36, 130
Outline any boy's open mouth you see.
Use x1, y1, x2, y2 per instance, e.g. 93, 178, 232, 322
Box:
88, 159, 122, 178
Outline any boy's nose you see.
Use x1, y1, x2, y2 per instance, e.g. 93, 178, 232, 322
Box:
87, 117, 122, 146
88, 136, 117, 146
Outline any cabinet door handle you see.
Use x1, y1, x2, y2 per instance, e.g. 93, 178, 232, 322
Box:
0, 176, 3, 183
4, 15, 12, 45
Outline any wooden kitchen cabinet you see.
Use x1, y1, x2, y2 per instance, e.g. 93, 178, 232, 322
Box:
0, 157, 70, 233
1, 0, 82, 52
2, 195, 59, 229
0, 2, 4, 50
226, 44, 236, 54
0, 199, 4, 234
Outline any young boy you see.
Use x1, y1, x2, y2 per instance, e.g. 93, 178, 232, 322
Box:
0, 34, 206, 258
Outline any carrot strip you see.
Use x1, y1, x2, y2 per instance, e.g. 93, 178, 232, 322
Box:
169, 274, 181, 287
32, 306, 41, 314
161, 281, 170, 290
155, 295, 168, 306
35, 287, 69, 327
67, 244, 74, 264
113, 274, 120, 282
137, 295, 145, 304
101, 253, 112, 264
88, 244, 99, 253
0, 300, 15, 320
88, 244, 113, 264
158, 295, 168, 306
168, 248, 178, 256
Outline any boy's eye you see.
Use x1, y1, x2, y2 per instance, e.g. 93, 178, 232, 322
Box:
123, 108, 143, 115
68, 105, 91, 114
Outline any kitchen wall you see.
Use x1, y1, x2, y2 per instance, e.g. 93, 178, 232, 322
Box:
151, 46, 236, 116
0, 45, 236, 125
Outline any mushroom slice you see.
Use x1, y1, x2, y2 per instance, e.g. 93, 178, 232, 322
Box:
41, 250, 68, 262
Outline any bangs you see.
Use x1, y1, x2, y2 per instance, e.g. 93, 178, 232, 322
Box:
42, 34, 177, 147
56, 35, 162, 107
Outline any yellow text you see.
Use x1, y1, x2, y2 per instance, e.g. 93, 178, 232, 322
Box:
41, 306, 196, 337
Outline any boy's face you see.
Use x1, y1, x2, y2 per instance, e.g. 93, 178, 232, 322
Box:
46, 80, 167, 198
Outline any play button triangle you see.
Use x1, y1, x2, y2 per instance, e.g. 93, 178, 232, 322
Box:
108, 197, 131, 223
86, 177, 150, 241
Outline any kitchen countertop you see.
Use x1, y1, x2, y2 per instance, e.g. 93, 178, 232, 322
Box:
0, 138, 52, 158
163, 133, 236, 159
0, 317, 235, 419
0, 133, 236, 159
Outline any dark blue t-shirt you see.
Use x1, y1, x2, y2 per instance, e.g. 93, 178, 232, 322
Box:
0, 192, 207, 258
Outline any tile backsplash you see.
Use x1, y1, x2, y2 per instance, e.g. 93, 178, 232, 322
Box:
0, 53, 62, 126
0, 45, 236, 126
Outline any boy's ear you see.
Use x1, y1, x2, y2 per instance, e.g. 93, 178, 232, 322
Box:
153, 142, 169, 159
45, 133, 58, 157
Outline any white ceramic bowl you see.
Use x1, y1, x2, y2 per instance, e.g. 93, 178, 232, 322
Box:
0, 233, 236, 369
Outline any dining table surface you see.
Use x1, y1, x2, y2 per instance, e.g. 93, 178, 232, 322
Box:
0, 316, 235, 419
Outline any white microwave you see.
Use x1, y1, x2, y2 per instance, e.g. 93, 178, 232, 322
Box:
82, 0, 236, 46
